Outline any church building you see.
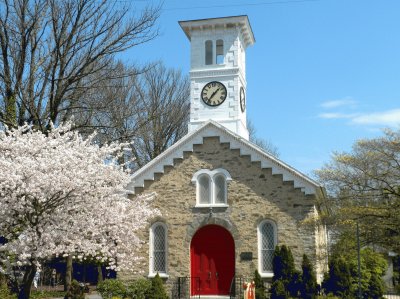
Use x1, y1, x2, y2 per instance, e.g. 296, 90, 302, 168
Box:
126, 15, 328, 298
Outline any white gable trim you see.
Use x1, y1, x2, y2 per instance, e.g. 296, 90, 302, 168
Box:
127, 120, 321, 195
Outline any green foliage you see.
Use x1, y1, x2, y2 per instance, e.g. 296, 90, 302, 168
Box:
327, 232, 387, 298
126, 278, 152, 299
270, 280, 287, 299
0, 279, 16, 299
322, 257, 353, 298
253, 270, 266, 299
365, 273, 385, 299
300, 254, 318, 299
273, 245, 296, 281
30, 290, 66, 299
149, 273, 168, 299
97, 279, 126, 298
271, 245, 300, 297
315, 129, 400, 254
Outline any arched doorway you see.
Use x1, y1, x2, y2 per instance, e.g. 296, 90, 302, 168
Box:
190, 225, 235, 296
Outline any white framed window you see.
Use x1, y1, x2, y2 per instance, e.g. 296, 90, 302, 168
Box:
149, 222, 168, 278
257, 220, 277, 277
192, 169, 232, 207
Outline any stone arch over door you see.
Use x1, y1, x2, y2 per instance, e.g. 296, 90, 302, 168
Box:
186, 216, 240, 246
190, 224, 235, 296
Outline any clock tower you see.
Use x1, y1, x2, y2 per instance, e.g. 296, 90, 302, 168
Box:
179, 16, 255, 140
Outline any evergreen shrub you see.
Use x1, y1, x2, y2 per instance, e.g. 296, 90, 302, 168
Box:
126, 278, 152, 299
300, 254, 318, 299
97, 278, 126, 298
149, 273, 168, 299
253, 270, 266, 299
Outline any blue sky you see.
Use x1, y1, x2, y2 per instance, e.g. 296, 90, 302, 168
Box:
127, 0, 400, 177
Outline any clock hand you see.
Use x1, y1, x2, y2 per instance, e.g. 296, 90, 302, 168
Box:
209, 88, 220, 101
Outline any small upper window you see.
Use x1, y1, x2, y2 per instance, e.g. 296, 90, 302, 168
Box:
216, 39, 224, 64
205, 40, 213, 65
192, 169, 232, 206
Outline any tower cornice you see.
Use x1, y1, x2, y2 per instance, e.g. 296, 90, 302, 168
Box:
179, 15, 255, 49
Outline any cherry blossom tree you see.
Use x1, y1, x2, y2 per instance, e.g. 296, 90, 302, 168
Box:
0, 123, 158, 299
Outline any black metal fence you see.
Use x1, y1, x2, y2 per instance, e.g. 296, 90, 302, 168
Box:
171, 277, 200, 299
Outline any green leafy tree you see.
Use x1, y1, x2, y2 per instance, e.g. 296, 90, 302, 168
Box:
315, 129, 400, 254
329, 232, 387, 298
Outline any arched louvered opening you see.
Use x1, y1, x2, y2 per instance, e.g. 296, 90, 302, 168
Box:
205, 40, 213, 65
216, 39, 224, 64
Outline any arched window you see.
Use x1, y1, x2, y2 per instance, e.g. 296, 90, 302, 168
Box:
149, 223, 168, 277
216, 39, 224, 64
214, 174, 226, 204
258, 220, 277, 277
199, 175, 211, 204
192, 169, 232, 206
205, 40, 213, 65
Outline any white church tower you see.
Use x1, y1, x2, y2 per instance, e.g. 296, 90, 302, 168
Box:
179, 16, 255, 140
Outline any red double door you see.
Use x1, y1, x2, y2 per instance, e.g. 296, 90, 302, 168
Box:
190, 225, 235, 296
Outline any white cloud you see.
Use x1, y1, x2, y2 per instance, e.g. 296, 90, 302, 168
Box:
320, 97, 357, 109
318, 112, 358, 119
351, 109, 400, 126
318, 108, 400, 128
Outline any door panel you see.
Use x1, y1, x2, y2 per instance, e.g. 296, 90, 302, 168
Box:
190, 225, 235, 295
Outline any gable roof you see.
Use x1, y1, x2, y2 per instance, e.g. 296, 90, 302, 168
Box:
127, 121, 323, 195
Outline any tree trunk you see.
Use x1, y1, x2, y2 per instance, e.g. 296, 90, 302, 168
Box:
18, 263, 37, 299
64, 255, 73, 292
5, 93, 17, 127
97, 265, 103, 283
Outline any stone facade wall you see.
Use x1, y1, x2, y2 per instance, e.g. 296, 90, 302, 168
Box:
123, 136, 325, 291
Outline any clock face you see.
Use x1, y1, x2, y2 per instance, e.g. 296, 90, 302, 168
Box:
201, 81, 227, 106
240, 87, 246, 112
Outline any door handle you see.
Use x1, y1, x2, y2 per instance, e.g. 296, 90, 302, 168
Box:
216, 272, 219, 280
208, 272, 211, 280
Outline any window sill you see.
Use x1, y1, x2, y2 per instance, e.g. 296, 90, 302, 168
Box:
195, 204, 229, 208
148, 273, 169, 279
259, 272, 274, 278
